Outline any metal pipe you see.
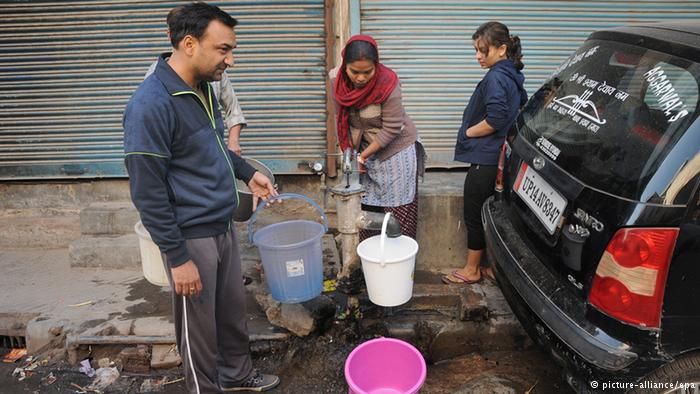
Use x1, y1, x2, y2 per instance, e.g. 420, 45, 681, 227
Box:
66, 335, 176, 346
66, 332, 288, 347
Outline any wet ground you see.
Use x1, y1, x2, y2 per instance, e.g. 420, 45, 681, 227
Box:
1, 334, 571, 393
0, 216, 573, 393
123, 279, 173, 322
0, 252, 573, 393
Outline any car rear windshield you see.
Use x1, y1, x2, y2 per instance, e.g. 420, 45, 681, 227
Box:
518, 39, 700, 204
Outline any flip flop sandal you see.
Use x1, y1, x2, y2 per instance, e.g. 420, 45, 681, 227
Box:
442, 270, 482, 285
480, 267, 497, 285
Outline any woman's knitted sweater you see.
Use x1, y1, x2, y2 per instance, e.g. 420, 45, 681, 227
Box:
330, 67, 417, 161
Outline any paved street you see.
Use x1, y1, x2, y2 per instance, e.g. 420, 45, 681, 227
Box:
0, 237, 571, 393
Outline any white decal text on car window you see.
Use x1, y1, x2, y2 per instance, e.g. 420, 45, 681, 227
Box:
644, 66, 690, 123
552, 46, 600, 77
535, 137, 561, 160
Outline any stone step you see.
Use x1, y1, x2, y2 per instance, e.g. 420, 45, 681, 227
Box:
0, 214, 80, 249
427, 315, 529, 362
356, 271, 525, 362
405, 283, 462, 310
358, 271, 493, 321
361, 283, 489, 321
69, 234, 141, 270
80, 201, 139, 236
360, 312, 527, 363
64, 314, 290, 365
407, 283, 490, 321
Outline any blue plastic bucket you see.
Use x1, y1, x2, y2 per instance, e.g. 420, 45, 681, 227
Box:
248, 193, 328, 303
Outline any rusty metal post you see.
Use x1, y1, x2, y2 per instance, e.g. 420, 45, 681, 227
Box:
324, 0, 338, 178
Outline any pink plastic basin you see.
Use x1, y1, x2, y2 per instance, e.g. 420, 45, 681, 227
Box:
345, 338, 426, 394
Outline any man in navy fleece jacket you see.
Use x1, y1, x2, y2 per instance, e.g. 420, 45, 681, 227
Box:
123, 3, 279, 392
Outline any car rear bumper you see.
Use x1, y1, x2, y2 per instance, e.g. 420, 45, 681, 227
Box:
482, 197, 639, 373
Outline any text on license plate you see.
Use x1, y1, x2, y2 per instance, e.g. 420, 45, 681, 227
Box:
514, 163, 567, 235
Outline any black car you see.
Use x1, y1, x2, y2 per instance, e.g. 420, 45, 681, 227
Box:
483, 22, 700, 393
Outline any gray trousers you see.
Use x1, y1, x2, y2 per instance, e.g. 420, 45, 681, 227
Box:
164, 228, 253, 393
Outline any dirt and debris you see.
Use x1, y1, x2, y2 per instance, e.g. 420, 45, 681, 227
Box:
2, 348, 26, 363
41, 371, 57, 386
88, 366, 120, 391
119, 345, 151, 374
11, 355, 45, 382
0, 260, 570, 393
78, 359, 95, 377
97, 357, 112, 368
140, 376, 167, 392
0, 333, 571, 393
69, 300, 94, 308
323, 279, 337, 293
151, 345, 181, 369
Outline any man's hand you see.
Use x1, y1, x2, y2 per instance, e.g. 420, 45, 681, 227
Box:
171, 260, 202, 297
247, 171, 278, 211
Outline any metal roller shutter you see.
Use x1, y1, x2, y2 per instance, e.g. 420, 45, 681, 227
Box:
359, 1, 700, 167
0, 0, 327, 179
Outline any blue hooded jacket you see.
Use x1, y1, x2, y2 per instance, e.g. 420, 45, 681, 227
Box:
454, 59, 527, 165
123, 54, 256, 268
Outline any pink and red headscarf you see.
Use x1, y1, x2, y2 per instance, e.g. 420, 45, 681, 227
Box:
334, 35, 398, 151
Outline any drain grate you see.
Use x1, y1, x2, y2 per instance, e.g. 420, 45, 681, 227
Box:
1, 335, 26, 349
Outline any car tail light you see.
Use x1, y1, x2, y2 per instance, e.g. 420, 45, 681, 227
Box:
494, 143, 507, 195
589, 228, 679, 328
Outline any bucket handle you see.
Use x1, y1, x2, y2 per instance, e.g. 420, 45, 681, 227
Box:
379, 212, 391, 267
247, 193, 329, 244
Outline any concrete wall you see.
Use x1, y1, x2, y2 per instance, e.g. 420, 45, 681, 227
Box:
0, 171, 469, 271
0, 180, 132, 249
0, 176, 327, 214
0, 180, 131, 212
416, 172, 468, 271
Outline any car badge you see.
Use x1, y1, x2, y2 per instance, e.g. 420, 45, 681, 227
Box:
567, 274, 584, 290
574, 208, 605, 232
532, 156, 546, 170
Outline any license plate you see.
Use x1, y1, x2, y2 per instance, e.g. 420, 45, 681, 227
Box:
514, 163, 567, 235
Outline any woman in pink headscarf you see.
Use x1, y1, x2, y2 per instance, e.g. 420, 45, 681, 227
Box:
330, 35, 425, 240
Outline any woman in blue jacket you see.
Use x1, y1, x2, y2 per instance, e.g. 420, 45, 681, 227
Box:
444, 21, 527, 284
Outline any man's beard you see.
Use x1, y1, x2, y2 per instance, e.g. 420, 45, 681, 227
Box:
200, 67, 226, 83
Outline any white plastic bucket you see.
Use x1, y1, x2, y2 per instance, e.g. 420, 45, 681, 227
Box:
134, 221, 170, 287
357, 213, 419, 307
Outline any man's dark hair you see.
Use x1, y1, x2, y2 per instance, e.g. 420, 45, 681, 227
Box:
166, 6, 184, 27
168, 2, 237, 48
